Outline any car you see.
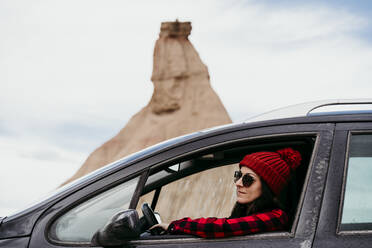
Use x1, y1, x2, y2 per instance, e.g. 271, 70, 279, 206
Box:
1, 99, 372, 248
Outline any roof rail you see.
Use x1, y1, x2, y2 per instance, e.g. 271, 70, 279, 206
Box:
244, 99, 372, 123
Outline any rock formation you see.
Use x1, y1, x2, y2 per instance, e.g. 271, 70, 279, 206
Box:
63, 21, 235, 221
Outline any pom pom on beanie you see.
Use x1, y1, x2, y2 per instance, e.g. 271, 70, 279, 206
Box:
276, 147, 302, 171
239, 147, 302, 195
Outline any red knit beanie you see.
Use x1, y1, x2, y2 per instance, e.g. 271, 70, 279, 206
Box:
239, 147, 301, 196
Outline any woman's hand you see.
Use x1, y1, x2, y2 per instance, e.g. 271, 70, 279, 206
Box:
149, 223, 169, 235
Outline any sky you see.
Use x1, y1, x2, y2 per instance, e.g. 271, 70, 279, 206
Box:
1, 0, 372, 216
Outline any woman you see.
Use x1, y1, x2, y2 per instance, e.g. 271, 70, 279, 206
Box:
151, 147, 302, 238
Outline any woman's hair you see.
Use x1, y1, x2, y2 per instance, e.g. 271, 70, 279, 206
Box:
229, 180, 282, 218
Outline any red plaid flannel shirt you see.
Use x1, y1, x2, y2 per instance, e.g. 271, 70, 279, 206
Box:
167, 208, 288, 238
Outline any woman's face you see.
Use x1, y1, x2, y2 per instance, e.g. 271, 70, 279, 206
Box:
235, 166, 262, 204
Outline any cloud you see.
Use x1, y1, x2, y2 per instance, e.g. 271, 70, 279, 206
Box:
192, 1, 372, 117
0, 121, 15, 137
0, 136, 85, 215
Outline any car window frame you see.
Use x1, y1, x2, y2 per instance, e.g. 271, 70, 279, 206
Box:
139, 133, 315, 225
129, 130, 327, 246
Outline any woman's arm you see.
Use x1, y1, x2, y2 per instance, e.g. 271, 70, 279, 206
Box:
167, 209, 288, 238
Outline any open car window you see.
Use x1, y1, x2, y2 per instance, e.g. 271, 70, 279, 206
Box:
139, 162, 237, 223
137, 134, 315, 237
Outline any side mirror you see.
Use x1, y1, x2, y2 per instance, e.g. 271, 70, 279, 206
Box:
91, 209, 140, 246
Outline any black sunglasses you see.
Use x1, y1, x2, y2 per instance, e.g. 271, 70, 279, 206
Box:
234, 171, 255, 187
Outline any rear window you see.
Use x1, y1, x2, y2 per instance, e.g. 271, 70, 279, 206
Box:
340, 134, 372, 231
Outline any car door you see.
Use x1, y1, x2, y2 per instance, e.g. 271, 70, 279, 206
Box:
314, 122, 372, 247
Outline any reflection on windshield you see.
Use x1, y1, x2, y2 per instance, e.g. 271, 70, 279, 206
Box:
53, 177, 139, 242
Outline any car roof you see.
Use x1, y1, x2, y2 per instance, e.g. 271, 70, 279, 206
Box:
244, 99, 372, 123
